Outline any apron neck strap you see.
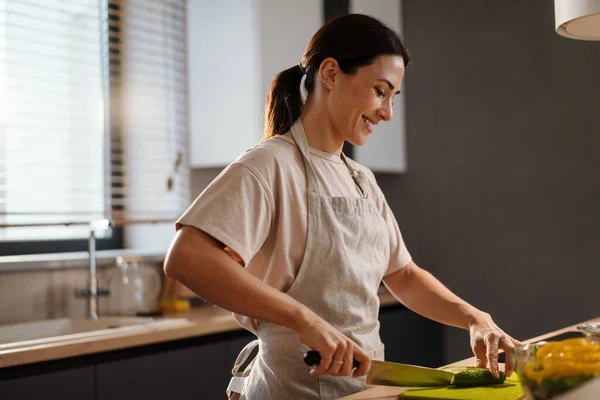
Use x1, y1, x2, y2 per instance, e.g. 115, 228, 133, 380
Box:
340, 152, 368, 199
290, 119, 368, 199
290, 120, 321, 194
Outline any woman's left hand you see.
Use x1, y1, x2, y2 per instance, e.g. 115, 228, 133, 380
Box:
469, 312, 522, 378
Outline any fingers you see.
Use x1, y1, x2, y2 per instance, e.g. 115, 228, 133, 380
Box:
352, 345, 371, 378
469, 315, 520, 379
500, 336, 517, 377
310, 355, 332, 376
298, 316, 371, 378
310, 342, 335, 376
323, 342, 347, 376
472, 341, 488, 368
510, 336, 524, 347
311, 340, 367, 377
340, 344, 354, 376
485, 333, 500, 379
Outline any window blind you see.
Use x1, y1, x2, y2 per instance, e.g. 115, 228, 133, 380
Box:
0, 0, 106, 241
0, 0, 189, 243
108, 0, 189, 228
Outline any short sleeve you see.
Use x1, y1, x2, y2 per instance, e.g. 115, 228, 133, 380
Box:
380, 198, 412, 276
176, 162, 273, 266
362, 169, 412, 276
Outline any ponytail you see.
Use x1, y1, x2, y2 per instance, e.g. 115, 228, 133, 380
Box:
263, 14, 411, 140
263, 65, 304, 140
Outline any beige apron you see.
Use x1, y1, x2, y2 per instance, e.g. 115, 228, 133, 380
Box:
227, 120, 390, 399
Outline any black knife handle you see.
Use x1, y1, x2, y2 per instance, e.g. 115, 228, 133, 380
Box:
303, 350, 360, 369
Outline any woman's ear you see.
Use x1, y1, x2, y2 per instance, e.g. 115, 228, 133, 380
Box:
318, 58, 339, 89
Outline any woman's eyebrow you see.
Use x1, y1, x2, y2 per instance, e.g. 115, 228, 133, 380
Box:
376, 78, 401, 95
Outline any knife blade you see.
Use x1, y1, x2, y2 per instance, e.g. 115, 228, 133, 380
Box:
303, 351, 454, 387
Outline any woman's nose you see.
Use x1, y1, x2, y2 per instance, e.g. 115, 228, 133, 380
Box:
378, 103, 393, 121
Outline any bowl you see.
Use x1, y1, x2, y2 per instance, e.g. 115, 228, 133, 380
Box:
512, 338, 600, 399
577, 322, 600, 342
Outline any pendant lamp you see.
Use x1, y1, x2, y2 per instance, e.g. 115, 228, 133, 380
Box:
555, 0, 600, 40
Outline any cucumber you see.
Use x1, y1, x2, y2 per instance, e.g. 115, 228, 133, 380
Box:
450, 368, 507, 387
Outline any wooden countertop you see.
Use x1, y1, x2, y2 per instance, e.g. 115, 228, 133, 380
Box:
0, 306, 238, 368
339, 316, 600, 400
0, 292, 399, 368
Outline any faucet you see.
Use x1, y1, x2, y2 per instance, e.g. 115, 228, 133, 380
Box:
75, 219, 113, 320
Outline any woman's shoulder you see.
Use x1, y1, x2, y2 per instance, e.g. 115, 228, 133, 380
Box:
235, 135, 300, 166
232, 135, 303, 181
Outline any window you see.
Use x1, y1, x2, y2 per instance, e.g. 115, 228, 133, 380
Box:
0, 0, 189, 255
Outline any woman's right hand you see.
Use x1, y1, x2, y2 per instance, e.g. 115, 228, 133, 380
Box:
296, 314, 371, 378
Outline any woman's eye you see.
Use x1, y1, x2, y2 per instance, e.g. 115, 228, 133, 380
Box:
375, 88, 386, 97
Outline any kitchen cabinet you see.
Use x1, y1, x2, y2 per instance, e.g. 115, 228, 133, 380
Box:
379, 305, 444, 367
96, 332, 254, 400
350, 0, 407, 173
188, 0, 322, 168
187, 0, 262, 168
97, 340, 227, 400
0, 363, 94, 400
0, 307, 442, 398
0, 331, 254, 400
188, 1, 406, 172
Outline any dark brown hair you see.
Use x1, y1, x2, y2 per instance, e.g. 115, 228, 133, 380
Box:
263, 13, 411, 140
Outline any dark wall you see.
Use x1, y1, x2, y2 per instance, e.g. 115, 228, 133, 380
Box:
393, 0, 600, 362
190, 0, 600, 365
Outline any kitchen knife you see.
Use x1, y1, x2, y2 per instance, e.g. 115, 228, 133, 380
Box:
303, 351, 454, 387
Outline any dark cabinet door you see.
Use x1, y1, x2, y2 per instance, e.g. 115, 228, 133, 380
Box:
379, 306, 444, 368
0, 366, 94, 400
96, 341, 228, 400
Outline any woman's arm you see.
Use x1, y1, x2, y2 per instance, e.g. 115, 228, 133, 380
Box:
164, 226, 307, 330
382, 261, 479, 329
164, 226, 371, 377
382, 261, 521, 378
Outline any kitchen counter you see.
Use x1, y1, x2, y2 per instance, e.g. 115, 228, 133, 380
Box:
339, 316, 600, 400
0, 292, 399, 368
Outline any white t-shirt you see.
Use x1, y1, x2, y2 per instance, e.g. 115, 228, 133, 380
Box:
176, 134, 412, 332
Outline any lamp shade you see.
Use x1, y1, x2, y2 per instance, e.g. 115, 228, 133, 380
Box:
555, 0, 600, 40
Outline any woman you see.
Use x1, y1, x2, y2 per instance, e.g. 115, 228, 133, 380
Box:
164, 13, 520, 399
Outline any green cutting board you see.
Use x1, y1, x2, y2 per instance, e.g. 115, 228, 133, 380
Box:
397, 373, 524, 400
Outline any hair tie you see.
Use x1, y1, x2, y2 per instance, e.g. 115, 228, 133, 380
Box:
299, 73, 308, 105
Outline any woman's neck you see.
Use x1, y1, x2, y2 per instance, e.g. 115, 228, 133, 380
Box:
298, 98, 344, 156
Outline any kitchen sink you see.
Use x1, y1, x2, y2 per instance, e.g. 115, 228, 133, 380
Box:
0, 316, 189, 350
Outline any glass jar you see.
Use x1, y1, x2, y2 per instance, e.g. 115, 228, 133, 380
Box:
106, 256, 162, 315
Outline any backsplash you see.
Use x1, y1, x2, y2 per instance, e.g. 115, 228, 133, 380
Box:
0, 263, 164, 325
0, 167, 221, 326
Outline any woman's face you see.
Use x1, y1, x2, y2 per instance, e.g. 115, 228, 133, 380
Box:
327, 55, 405, 146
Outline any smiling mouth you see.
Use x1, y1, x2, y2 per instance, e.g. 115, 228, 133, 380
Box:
362, 116, 375, 133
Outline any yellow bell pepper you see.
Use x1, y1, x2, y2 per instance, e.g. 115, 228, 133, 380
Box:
523, 338, 600, 383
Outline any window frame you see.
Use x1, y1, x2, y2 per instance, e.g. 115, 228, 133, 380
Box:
0, 228, 124, 256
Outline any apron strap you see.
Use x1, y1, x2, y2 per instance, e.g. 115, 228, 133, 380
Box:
290, 119, 369, 199
226, 339, 260, 398
290, 119, 321, 195
340, 152, 369, 199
